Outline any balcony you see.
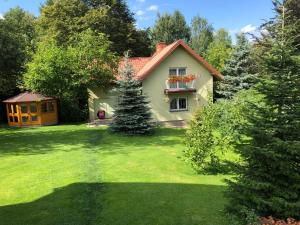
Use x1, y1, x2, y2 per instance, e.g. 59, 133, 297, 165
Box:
164, 75, 197, 94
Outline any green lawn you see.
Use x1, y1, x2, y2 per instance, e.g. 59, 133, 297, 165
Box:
0, 124, 230, 225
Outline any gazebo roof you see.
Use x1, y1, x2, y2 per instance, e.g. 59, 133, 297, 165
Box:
3, 92, 54, 103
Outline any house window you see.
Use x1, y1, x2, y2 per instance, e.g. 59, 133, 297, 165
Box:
41, 101, 55, 113
31, 115, 38, 122
169, 67, 187, 89
170, 97, 188, 111
30, 103, 37, 113
41, 102, 48, 112
13, 104, 17, 113
48, 102, 54, 112
22, 116, 29, 123
21, 104, 28, 113
8, 105, 12, 113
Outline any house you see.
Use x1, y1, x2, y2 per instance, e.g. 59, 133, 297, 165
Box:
88, 40, 223, 122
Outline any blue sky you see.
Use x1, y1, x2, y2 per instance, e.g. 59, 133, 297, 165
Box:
0, 0, 274, 39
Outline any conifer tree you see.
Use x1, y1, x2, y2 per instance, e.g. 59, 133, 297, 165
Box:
216, 33, 257, 99
227, 0, 300, 221
110, 53, 152, 135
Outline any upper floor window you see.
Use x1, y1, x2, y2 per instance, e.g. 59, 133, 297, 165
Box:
169, 67, 187, 88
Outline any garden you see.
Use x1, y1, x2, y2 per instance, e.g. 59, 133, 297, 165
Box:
0, 0, 299, 224
0, 125, 230, 225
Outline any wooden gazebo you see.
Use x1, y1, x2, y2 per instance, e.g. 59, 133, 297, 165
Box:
3, 92, 58, 127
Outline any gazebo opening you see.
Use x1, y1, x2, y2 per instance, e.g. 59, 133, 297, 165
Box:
3, 92, 58, 127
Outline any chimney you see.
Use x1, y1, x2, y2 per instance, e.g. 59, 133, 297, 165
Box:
155, 42, 167, 54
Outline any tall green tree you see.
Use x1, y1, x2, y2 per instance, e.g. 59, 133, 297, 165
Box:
38, 0, 151, 56
216, 33, 258, 99
0, 7, 36, 120
284, 0, 300, 52
151, 10, 190, 45
189, 16, 214, 56
0, 7, 36, 98
110, 53, 152, 135
24, 30, 117, 122
205, 28, 232, 73
226, 0, 300, 221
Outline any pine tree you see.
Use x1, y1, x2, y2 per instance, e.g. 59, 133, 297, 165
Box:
110, 53, 152, 135
227, 0, 300, 221
216, 33, 257, 99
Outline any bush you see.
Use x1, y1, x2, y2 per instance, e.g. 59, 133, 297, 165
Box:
184, 89, 260, 173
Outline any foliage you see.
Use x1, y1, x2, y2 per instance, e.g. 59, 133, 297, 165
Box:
282, 0, 300, 53
0, 7, 36, 99
110, 53, 152, 135
184, 90, 260, 173
37, 0, 151, 56
206, 28, 232, 73
189, 15, 214, 56
151, 10, 190, 45
216, 33, 258, 100
24, 30, 117, 122
226, 0, 300, 221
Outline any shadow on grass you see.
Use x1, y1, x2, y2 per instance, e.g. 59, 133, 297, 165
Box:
0, 182, 228, 225
202, 160, 239, 175
0, 125, 185, 156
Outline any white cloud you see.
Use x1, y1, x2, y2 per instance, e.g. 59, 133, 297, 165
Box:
0, 13, 4, 20
136, 10, 145, 16
241, 24, 257, 34
147, 5, 158, 11
137, 0, 145, 2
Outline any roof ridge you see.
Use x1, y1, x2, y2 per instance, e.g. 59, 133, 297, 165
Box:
136, 39, 223, 80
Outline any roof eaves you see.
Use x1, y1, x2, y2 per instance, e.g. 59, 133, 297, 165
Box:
137, 39, 223, 80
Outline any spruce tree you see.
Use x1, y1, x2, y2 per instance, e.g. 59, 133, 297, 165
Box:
216, 33, 257, 99
110, 53, 152, 135
227, 0, 300, 221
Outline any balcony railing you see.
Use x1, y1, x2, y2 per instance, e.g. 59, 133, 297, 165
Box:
164, 75, 197, 94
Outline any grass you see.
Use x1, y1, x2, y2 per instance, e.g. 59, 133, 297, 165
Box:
0, 124, 230, 225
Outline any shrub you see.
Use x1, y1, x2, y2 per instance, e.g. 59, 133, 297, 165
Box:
184, 90, 260, 173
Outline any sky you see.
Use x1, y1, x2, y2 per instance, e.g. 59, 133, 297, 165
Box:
0, 0, 275, 39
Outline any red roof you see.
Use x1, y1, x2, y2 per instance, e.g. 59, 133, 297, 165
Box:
121, 40, 223, 80
119, 57, 151, 75
3, 92, 54, 103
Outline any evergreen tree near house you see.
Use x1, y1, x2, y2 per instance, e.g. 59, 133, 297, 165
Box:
216, 33, 257, 99
226, 0, 300, 221
110, 53, 152, 135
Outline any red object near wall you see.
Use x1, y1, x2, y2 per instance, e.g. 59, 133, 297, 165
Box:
97, 110, 105, 119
